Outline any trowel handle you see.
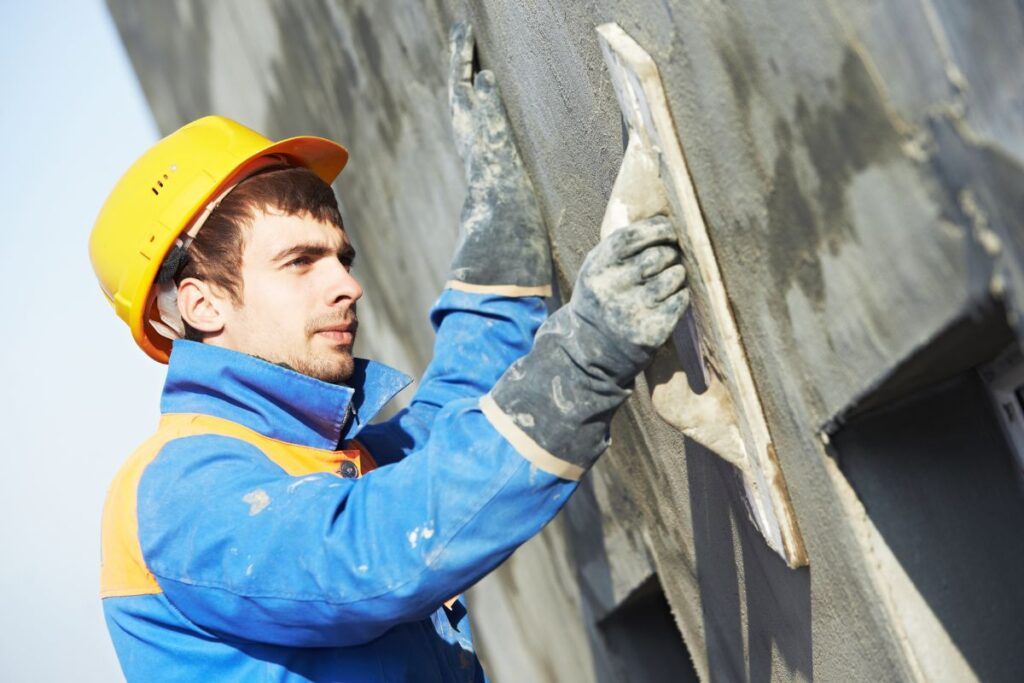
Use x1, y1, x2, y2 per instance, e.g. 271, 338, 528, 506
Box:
600, 133, 747, 469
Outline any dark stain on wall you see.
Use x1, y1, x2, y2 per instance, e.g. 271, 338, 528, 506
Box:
268, 2, 354, 135
717, 14, 758, 133
797, 49, 901, 234
351, 6, 403, 147
765, 47, 902, 312
766, 118, 826, 310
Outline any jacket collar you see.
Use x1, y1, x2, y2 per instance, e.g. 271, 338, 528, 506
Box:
161, 340, 412, 450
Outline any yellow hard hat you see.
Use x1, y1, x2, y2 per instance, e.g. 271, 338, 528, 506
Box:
89, 115, 348, 363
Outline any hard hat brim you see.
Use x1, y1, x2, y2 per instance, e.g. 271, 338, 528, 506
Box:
134, 135, 349, 363
260, 135, 349, 187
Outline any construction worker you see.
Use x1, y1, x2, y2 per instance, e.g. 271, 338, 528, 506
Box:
92, 24, 688, 681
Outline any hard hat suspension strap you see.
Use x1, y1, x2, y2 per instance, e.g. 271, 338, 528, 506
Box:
147, 155, 290, 341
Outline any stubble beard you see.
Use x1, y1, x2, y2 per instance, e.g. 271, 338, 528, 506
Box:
289, 342, 355, 384
294, 309, 359, 384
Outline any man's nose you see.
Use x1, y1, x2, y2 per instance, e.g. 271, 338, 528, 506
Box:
326, 259, 363, 305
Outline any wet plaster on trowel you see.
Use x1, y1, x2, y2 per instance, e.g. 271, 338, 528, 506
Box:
599, 122, 748, 469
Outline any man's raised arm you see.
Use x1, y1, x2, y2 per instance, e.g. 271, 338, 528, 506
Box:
360, 23, 554, 463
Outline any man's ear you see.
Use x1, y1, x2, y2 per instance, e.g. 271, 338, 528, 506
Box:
177, 277, 228, 335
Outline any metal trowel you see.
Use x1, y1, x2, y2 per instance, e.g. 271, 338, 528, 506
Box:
596, 23, 807, 567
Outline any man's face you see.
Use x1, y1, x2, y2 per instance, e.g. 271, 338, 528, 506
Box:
217, 208, 362, 383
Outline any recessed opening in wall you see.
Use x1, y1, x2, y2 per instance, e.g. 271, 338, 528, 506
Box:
597, 574, 699, 683
980, 344, 1024, 489
829, 298, 1024, 681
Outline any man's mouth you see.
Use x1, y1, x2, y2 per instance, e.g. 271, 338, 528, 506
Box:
314, 320, 358, 346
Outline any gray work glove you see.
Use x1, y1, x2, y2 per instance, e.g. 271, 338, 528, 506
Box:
446, 22, 551, 294
490, 216, 688, 471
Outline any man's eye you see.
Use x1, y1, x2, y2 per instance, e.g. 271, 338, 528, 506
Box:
286, 256, 311, 268
340, 254, 355, 270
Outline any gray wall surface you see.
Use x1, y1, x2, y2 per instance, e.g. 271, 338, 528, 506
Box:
107, 1, 1024, 680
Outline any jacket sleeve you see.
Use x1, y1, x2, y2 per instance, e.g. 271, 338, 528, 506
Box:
356, 288, 548, 465
137, 397, 579, 648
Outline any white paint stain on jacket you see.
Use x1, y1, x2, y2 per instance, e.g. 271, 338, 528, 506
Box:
287, 475, 321, 493
407, 522, 436, 549
242, 489, 271, 515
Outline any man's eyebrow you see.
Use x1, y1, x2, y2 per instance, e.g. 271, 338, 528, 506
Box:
271, 241, 355, 263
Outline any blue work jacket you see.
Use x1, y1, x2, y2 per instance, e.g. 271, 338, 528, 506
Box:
100, 289, 582, 681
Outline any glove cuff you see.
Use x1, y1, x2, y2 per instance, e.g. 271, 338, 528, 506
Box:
447, 180, 553, 295
445, 280, 552, 298
486, 308, 633, 475
479, 394, 586, 480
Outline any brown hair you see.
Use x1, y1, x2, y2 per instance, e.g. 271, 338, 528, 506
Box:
174, 165, 344, 340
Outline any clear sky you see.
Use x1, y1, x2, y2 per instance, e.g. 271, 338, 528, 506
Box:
0, 2, 161, 680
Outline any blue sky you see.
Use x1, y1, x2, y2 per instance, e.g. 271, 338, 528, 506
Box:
0, 2, 161, 679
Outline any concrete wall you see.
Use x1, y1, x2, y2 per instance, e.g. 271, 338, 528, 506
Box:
107, 1, 1024, 680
